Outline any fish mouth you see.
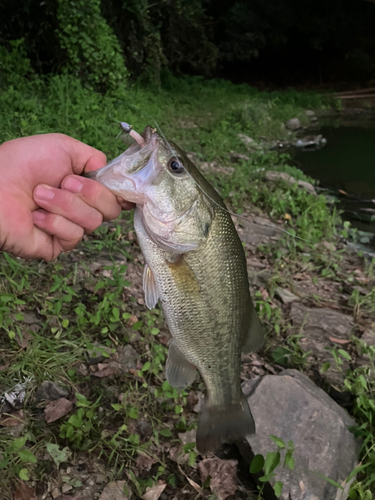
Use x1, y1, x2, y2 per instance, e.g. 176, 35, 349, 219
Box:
83, 123, 159, 203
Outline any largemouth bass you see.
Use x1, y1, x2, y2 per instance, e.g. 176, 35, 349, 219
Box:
87, 124, 264, 453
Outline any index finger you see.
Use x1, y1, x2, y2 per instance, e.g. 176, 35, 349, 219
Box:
61, 175, 123, 221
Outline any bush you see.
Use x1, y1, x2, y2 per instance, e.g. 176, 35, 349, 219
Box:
56, 0, 128, 90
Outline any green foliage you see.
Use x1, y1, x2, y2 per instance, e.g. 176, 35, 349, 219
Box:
0, 436, 37, 482
59, 393, 101, 449
249, 436, 295, 498
46, 443, 72, 469
0, 39, 33, 86
56, 0, 128, 90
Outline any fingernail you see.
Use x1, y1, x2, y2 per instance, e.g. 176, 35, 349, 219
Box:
32, 211, 46, 222
34, 185, 55, 201
63, 177, 83, 193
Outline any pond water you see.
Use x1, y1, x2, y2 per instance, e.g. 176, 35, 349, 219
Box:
294, 113, 375, 236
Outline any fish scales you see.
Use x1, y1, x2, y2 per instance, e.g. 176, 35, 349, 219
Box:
135, 205, 248, 405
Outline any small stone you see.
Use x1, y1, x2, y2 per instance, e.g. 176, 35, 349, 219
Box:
62, 484, 73, 493
22, 312, 40, 324
237, 134, 262, 151
362, 329, 375, 346
96, 474, 106, 484
265, 171, 296, 184
36, 381, 69, 402
118, 345, 139, 372
297, 180, 316, 195
275, 288, 299, 304
229, 151, 250, 162
178, 429, 197, 445
87, 478, 95, 486
52, 488, 60, 498
321, 241, 337, 252
86, 343, 113, 365
137, 419, 152, 437
305, 110, 316, 117
76, 363, 89, 376
285, 118, 302, 130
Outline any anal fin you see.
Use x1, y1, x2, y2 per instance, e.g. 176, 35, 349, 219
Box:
166, 340, 197, 388
242, 299, 265, 353
143, 263, 159, 310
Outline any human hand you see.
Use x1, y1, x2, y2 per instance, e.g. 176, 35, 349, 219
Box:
0, 133, 133, 261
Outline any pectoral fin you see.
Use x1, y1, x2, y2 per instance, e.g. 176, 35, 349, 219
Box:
143, 264, 159, 309
242, 300, 264, 353
166, 340, 197, 388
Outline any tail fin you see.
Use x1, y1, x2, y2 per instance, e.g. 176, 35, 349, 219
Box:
196, 393, 255, 454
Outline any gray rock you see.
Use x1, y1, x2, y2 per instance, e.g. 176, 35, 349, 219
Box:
238, 134, 263, 151
361, 329, 375, 346
297, 180, 317, 195
285, 118, 302, 130
22, 312, 40, 324
86, 343, 114, 365
137, 419, 153, 437
118, 345, 139, 372
305, 110, 316, 117
356, 329, 375, 368
275, 287, 300, 304
244, 370, 360, 500
265, 171, 316, 195
294, 135, 327, 152
235, 216, 282, 248
35, 381, 69, 401
229, 151, 250, 162
290, 303, 354, 386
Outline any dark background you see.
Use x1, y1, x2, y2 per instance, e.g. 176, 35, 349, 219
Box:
1, 0, 375, 87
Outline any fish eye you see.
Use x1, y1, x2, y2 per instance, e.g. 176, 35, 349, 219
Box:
168, 157, 185, 174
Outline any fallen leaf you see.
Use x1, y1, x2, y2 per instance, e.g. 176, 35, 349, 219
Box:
158, 332, 170, 345
169, 445, 189, 464
178, 429, 197, 446
93, 362, 121, 378
0, 410, 24, 427
14, 482, 37, 500
45, 398, 73, 423
15, 331, 33, 349
135, 453, 156, 471
284, 213, 292, 220
0, 363, 10, 371
46, 443, 72, 468
127, 315, 139, 326
186, 477, 203, 495
186, 391, 198, 412
329, 337, 350, 345
141, 482, 166, 500
198, 458, 238, 500
99, 480, 132, 500
178, 465, 203, 495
